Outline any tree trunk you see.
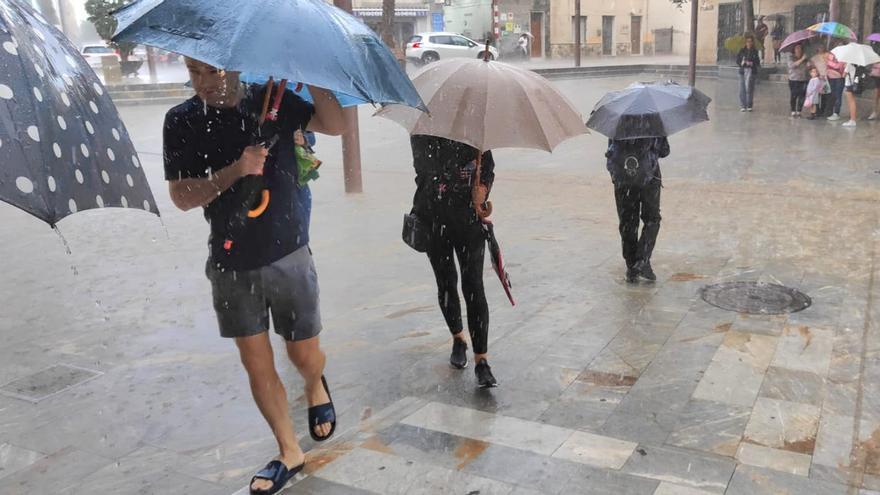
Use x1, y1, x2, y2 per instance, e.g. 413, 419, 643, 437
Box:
742, 0, 754, 34
830, 0, 839, 21
850, 0, 865, 36
381, 0, 396, 48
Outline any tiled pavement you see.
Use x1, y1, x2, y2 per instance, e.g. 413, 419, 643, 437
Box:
2, 76, 880, 494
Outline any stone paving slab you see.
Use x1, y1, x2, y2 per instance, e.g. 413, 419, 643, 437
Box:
726, 465, 849, 495
620, 444, 736, 494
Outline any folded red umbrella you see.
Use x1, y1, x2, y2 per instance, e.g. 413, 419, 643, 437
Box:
482, 221, 515, 307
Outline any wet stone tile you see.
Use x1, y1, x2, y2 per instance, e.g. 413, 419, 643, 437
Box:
812, 414, 855, 469
758, 366, 826, 406
0, 446, 112, 494
285, 476, 377, 495
742, 398, 821, 455
726, 464, 849, 495
620, 444, 735, 494
735, 442, 811, 476
666, 400, 750, 458
401, 401, 573, 456
0, 443, 43, 482
538, 396, 618, 432
551, 430, 637, 469
315, 447, 513, 495
770, 325, 834, 376
730, 315, 787, 337
653, 482, 718, 495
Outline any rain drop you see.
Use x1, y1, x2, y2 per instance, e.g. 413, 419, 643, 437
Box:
26, 126, 39, 142
0, 84, 12, 99
47, 176, 56, 192
75, 169, 84, 183
15, 177, 33, 193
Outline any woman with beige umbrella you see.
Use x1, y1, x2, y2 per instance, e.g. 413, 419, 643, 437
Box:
378, 50, 587, 388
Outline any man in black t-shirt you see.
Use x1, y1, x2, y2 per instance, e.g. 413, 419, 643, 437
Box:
164, 57, 345, 493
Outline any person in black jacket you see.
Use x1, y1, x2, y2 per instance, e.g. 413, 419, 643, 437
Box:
606, 137, 670, 283
737, 34, 761, 111
410, 134, 498, 388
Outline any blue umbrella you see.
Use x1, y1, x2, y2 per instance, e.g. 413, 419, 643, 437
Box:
112, 0, 425, 110
0, 0, 158, 226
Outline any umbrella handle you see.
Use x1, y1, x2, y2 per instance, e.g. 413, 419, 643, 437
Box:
247, 190, 271, 218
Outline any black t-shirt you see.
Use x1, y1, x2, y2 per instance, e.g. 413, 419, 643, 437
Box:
410, 135, 495, 223
163, 84, 315, 271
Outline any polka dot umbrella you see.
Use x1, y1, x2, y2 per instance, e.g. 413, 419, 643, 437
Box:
0, 0, 159, 226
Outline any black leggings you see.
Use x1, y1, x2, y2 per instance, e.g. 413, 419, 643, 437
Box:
614, 181, 662, 268
789, 80, 807, 112
426, 215, 489, 354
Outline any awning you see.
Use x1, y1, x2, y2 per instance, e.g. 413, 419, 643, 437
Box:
353, 8, 429, 17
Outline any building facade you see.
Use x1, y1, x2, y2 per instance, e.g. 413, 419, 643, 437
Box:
548, 0, 691, 58
443, 0, 551, 57
351, 0, 435, 49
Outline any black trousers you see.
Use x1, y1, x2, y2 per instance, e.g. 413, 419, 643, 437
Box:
789, 80, 807, 112
614, 181, 662, 268
426, 214, 489, 354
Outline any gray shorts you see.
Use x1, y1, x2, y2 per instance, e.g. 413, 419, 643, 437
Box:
205, 246, 322, 341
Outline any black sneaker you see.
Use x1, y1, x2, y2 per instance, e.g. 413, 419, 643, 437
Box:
450, 338, 468, 369
626, 266, 639, 283
475, 359, 498, 388
637, 261, 657, 281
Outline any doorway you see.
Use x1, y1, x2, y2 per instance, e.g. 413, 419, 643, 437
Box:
717, 3, 743, 64
602, 16, 614, 55
530, 12, 544, 57
631, 16, 641, 55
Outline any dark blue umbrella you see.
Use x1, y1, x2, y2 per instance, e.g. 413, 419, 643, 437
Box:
112, 0, 425, 110
0, 0, 159, 226
587, 81, 711, 139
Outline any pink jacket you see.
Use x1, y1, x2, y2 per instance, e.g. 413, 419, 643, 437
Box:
826, 53, 844, 79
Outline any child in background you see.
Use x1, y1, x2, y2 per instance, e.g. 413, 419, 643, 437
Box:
803, 67, 823, 120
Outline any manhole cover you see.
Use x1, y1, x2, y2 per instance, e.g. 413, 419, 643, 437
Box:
700, 281, 811, 315
0, 364, 103, 403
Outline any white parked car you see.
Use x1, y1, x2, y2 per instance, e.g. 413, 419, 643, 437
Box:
80, 44, 119, 69
405, 32, 498, 65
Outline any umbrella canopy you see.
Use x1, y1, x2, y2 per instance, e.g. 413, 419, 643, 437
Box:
112, 0, 425, 110
376, 58, 587, 152
779, 30, 818, 52
865, 33, 880, 43
0, 0, 158, 226
831, 43, 880, 66
586, 82, 711, 140
807, 22, 857, 40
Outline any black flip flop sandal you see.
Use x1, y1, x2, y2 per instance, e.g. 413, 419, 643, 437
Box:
308, 375, 337, 442
249, 459, 304, 495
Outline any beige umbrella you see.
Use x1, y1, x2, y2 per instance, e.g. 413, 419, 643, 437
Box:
375, 58, 587, 152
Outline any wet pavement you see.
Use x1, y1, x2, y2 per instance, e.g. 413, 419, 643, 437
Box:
1, 75, 879, 494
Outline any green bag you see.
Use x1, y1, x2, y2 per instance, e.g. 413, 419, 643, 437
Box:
296, 145, 321, 187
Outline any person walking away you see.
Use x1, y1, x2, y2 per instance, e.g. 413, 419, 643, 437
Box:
772, 18, 786, 63
605, 137, 670, 283
410, 134, 499, 388
164, 58, 346, 495
755, 16, 770, 62
842, 62, 859, 127
518, 34, 530, 60
826, 47, 846, 121
737, 34, 761, 111
803, 67, 823, 119
868, 62, 880, 120
788, 44, 809, 117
